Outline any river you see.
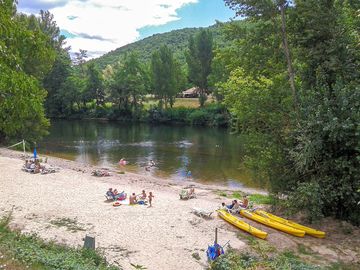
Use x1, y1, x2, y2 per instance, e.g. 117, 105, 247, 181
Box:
39, 119, 262, 189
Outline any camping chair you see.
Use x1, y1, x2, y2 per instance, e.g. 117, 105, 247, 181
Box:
105, 191, 115, 201
179, 188, 196, 200
191, 207, 213, 218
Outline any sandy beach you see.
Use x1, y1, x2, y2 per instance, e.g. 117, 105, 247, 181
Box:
0, 149, 247, 270
1, 149, 359, 270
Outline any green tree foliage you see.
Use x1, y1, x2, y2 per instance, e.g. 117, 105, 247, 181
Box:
85, 63, 105, 106
87, 25, 226, 71
186, 29, 214, 106
44, 49, 72, 116
225, 0, 299, 109
288, 0, 360, 223
151, 45, 184, 108
0, 0, 52, 142
220, 0, 360, 223
107, 53, 148, 114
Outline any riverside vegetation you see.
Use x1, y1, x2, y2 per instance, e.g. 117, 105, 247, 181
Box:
0, 0, 359, 267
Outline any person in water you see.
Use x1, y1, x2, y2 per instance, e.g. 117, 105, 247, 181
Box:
149, 160, 155, 167
119, 158, 127, 166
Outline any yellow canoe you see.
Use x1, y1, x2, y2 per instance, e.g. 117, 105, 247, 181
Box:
240, 210, 305, 237
255, 210, 326, 238
217, 210, 268, 239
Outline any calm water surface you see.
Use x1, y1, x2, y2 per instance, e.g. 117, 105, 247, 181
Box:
40, 120, 262, 189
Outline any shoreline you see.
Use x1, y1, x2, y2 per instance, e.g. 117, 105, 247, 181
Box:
1, 148, 359, 269
0, 148, 266, 196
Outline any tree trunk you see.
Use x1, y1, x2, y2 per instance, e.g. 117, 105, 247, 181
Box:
279, 3, 299, 111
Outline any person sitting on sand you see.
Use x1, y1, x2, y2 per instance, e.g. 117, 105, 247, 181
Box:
130, 193, 137, 204
239, 196, 249, 209
139, 190, 147, 200
34, 160, 41, 174
106, 188, 114, 198
148, 192, 154, 207
233, 200, 240, 209
226, 200, 235, 209
25, 160, 31, 169
188, 187, 195, 196
220, 202, 228, 210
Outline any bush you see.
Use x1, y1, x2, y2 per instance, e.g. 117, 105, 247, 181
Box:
188, 109, 209, 125
209, 249, 319, 270
291, 83, 360, 224
285, 181, 324, 223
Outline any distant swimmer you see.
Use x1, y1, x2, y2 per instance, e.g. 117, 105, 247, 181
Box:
148, 160, 156, 167
119, 158, 127, 166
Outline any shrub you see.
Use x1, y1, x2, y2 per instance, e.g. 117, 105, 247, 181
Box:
188, 109, 209, 125
285, 181, 324, 223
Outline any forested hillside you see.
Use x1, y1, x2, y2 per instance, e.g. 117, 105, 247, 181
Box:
88, 23, 226, 70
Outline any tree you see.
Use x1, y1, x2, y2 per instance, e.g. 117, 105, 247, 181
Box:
85, 63, 105, 106
186, 29, 213, 106
73, 49, 88, 76
0, 0, 50, 142
151, 45, 184, 108
108, 53, 148, 114
224, 0, 299, 110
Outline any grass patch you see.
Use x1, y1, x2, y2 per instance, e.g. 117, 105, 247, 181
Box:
130, 263, 147, 270
50, 217, 86, 232
0, 215, 120, 270
248, 194, 274, 205
297, 244, 313, 255
216, 191, 228, 197
209, 249, 321, 270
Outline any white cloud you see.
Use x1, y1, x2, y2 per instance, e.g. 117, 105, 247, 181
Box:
19, 0, 198, 58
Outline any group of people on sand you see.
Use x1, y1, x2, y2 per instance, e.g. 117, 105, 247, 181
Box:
221, 196, 249, 211
106, 188, 126, 200
107, 188, 154, 207
23, 158, 55, 174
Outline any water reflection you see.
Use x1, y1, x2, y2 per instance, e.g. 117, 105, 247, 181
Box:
40, 119, 262, 188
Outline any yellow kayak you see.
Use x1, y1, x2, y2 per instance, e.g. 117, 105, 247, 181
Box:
255, 210, 325, 238
217, 210, 268, 239
240, 210, 305, 237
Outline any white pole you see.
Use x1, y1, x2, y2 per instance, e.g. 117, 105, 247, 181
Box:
23, 139, 26, 156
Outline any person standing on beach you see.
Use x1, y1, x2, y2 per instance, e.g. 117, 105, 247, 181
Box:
148, 192, 154, 207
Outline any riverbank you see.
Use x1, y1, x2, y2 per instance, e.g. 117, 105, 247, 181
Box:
0, 149, 359, 269
50, 103, 230, 128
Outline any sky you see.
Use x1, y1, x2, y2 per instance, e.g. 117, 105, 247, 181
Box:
18, 0, 236, 59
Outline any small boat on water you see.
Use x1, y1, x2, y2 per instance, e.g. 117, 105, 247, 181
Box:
240, 210, 305, 237
255, 210, 326, 238
217, 210, 268, 239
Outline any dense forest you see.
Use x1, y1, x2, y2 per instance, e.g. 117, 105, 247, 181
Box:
0, 0, 359, 225
88, 24, 227, 70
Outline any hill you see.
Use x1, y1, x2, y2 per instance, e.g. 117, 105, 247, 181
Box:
88, 23, 228, 70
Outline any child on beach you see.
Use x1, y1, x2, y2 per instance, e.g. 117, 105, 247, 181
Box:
148, 192, 154, 207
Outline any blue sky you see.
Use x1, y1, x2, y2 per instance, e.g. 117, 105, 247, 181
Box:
18, 0, 236, 58
138, 0, 235, 39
